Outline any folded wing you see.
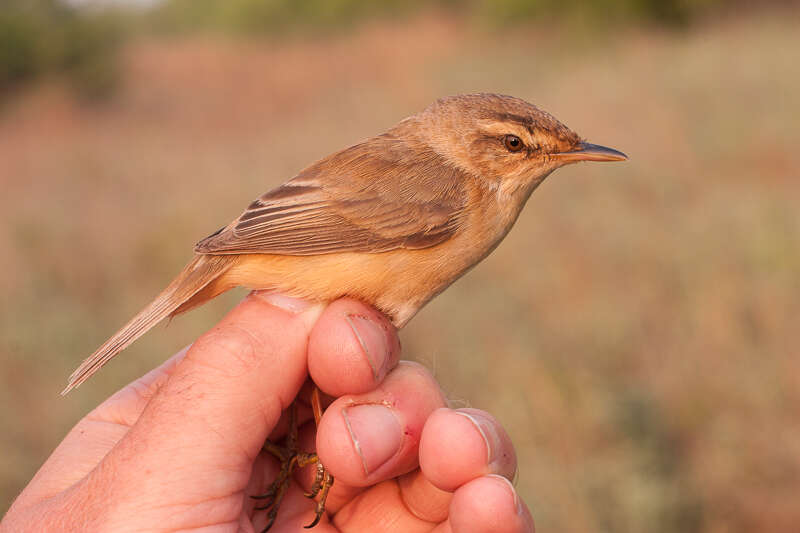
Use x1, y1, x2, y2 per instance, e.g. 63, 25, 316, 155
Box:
195, 135, 470, 256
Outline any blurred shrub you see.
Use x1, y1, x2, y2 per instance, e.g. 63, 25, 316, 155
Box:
0, 0, 124, 101
479, 0, 728, 27
0, 0, 782, 102
149, 0, 427, 36
149, 0, 736, 36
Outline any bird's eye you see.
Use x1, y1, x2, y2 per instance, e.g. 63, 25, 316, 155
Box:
503, 134, 524, 152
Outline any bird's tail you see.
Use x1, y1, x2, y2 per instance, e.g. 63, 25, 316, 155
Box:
62, 254, 234, 395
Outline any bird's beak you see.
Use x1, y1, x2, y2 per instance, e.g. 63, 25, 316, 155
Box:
552, 142, 628, 163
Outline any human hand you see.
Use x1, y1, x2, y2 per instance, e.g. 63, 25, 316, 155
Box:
1, 292, 534, 532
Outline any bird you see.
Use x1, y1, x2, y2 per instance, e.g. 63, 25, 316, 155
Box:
63, 93, 626, 394
62, 93, 626, 529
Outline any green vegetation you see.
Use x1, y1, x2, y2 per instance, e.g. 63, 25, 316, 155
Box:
0, 0, 125, 100
150, 0, 732, 34
149, 0, 421, 35
0, 0, 762, 101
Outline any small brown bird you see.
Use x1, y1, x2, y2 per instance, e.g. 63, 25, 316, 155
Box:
64, 93, 626, 394
62, 93, 626, 530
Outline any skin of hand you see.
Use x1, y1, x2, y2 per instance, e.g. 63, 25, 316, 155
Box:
1, 293, 534, 533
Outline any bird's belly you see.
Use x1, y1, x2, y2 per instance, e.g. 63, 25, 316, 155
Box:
223, 246, 475, 327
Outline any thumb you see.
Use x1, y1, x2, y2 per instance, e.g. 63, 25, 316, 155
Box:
97, 291, 323, 499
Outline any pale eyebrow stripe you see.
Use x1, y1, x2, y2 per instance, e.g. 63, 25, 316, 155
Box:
485, 112, 535, 133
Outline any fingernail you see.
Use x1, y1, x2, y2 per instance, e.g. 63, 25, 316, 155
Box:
455, 410, 503, 468
345, 314, 389, 381
487, 474, 522, 515
252, 291, 312, 314
342, 404, 402, 475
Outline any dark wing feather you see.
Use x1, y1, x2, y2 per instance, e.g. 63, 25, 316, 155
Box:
195, 135, 470, 256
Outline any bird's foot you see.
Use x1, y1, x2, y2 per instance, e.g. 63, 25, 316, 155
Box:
252, 442, 333, 531
252, 390, 333, 531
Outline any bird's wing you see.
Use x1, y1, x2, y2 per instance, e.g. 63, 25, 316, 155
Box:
195, 136, 470, 256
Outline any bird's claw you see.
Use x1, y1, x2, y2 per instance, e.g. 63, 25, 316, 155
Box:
254, 398, 333, 532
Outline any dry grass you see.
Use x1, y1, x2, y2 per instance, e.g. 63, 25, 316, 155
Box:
2, 10, 799, 532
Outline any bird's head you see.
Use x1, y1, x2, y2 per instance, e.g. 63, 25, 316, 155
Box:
404, 93, 626, 197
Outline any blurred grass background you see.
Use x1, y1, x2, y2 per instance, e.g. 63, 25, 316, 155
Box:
2, 1, 799, 531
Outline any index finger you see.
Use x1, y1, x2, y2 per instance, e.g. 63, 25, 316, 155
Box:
307, 298, 402, 397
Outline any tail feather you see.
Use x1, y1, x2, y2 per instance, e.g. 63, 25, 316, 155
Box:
62, 254, 234, 395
